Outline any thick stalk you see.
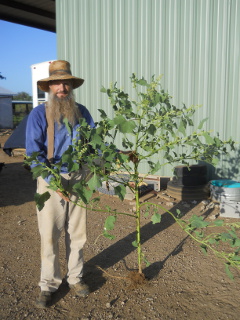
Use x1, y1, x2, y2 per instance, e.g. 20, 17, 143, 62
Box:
132, 90, 143, 274
135, 183, 142, 274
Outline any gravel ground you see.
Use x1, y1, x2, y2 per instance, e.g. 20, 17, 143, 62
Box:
1, 131, 240, 320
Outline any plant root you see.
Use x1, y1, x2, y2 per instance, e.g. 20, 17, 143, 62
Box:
127, 270, 146, 288
97, 266, 128, 280
97, 266, 146, 288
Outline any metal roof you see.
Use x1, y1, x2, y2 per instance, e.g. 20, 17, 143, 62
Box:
0, 0, 56, 32
0, 86, 16, 96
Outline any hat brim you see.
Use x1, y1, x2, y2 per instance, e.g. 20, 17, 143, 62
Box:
37, 74, 84, 92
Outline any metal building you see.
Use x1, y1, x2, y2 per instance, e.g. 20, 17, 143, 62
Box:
0, 86, 15, 129
2, 0, 238, 179
55, 0, 239, 179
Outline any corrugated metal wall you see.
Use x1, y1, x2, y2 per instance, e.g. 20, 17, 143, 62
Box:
56, 0, 240, 179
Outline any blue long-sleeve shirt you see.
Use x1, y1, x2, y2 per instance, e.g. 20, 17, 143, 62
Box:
26, 103, 95, 183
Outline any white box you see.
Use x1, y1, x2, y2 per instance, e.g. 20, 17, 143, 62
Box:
220, 201, 240, 218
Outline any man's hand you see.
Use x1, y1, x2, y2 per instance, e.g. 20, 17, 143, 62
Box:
56, 189, 70, 202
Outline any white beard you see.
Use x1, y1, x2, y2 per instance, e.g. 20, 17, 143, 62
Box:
47, 90, 81, 126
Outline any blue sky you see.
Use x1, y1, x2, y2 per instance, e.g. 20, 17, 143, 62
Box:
0, 20, 56, 95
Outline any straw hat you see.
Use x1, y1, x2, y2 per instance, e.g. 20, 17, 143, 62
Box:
37, 60, 84, 92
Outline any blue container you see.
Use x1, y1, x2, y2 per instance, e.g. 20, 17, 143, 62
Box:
210, 180, 240, 202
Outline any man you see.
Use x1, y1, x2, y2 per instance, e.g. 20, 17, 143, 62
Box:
26, 60, 95, 308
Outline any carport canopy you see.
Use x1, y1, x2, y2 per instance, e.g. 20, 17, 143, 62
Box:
0, 0, 56, 32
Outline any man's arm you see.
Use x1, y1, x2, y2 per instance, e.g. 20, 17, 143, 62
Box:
26, 106, 48, 165
26, 105, 54, 184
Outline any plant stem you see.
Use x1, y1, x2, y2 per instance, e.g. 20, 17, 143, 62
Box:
142, 201, 240, 269
72, 200, 137, 218
135, 189, 142, 273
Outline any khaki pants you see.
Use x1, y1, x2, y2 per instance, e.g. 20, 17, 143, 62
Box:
36, 169, 88, 292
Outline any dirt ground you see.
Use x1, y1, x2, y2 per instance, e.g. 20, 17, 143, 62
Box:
0, 131, 240, 320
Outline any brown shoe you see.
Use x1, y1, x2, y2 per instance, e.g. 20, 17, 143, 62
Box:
69, 280, 90, 297
35, 291, 52, 308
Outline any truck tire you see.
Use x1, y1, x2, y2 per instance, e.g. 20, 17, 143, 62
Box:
173, 164, 207, 187
172, 175, 207, 187
167, 181, 210, 201
174, 165, 207, 177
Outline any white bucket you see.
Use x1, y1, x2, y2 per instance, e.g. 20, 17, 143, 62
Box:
210, 180, 240, 202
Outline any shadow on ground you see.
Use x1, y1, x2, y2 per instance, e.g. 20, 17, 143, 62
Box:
82, 202, 214, 292
0, 162, 36, 207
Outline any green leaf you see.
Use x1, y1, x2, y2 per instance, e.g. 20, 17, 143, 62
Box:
137, 78, 148, 86
200, 245, 208, 255
114, 115, 136, 133
91, 132, 104, 148
87, 173, 102, 190
214, 220, 224, 227
202, 132, 214, 144
114, 184, 126, 201
62, 151, 80, 172
41, 170, 50, 179
194, 231, 204, 238
178, 120, 186, 136
132, 240, 138, 247
154, 93, 161, 104
198, 117, 208, 130
211, 158, 219, 166
119, 120, 136, 134
147, 124, 157, 135
150, 161, 161, 174
90, 197, 100, 204
231, 255, 240, 261
31, 165, 46, 179
104, 215, 116, 231
100, 87, 107, 93
34, 192, 50, 211
103, 231, 115, 240
151, 212, 161, 224
220, 232, 233, 241
189, 215, 209, 228
228, 229, 237, 239
232, 239, 240, 247
73, 181, 93, 204
47, 183, 58, 192
176, 209, 182, 217
207, 238, 218, 244
103, 150, 117, 162
113, 115, 125, 125
225, 263, 234, 280
98, 109, 108, 118
81, 188, 93, 204
26, 151, 39, 162
142, 255, 151, 267
69, 161, 80, 172
63, 118, 72, 135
